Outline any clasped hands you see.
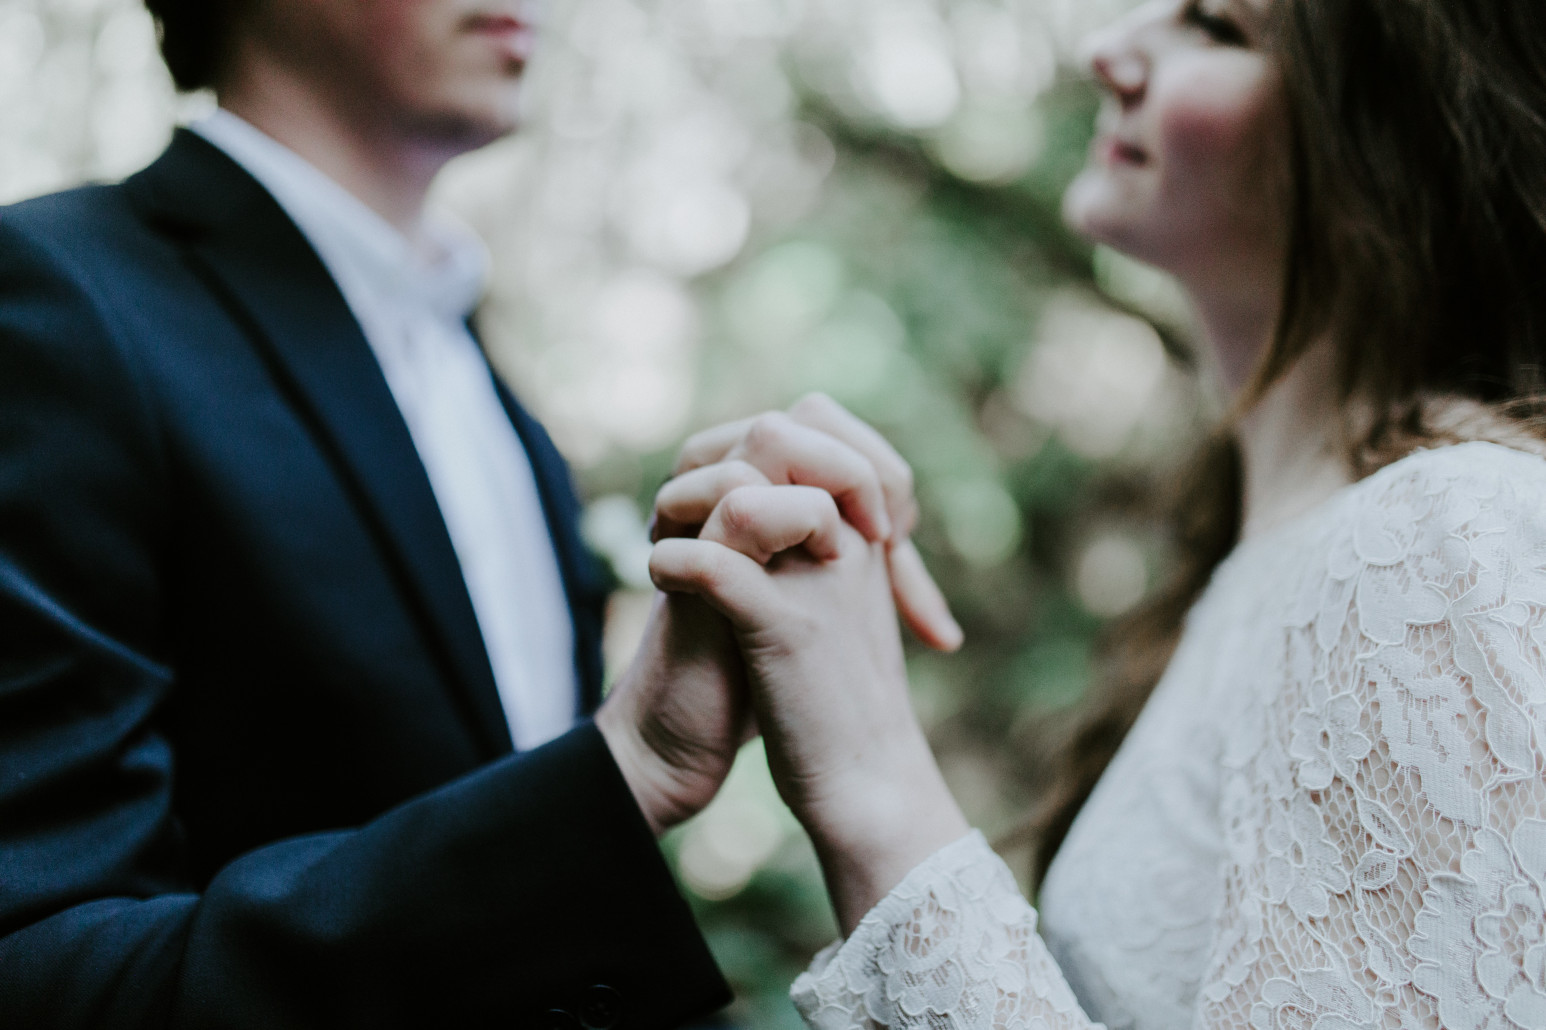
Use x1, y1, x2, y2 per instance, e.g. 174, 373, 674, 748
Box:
596, 394, 970, 933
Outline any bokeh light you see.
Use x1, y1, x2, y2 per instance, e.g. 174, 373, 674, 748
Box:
2, 0, 1214, 1025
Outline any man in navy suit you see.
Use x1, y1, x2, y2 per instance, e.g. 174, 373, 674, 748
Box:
0, 0, 913, 1024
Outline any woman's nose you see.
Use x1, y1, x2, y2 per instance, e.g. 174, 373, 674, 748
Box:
1081, 5, 1157, 109
1092, 49, 1147, 109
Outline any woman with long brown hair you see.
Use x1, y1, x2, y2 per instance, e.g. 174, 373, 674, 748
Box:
648, 0, 1546, 1025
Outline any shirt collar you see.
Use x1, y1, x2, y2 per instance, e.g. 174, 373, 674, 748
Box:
189, 109, 488, 323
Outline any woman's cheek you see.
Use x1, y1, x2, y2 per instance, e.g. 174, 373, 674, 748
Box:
1156, 68, 1273, 165
1154, 62, 1286, 224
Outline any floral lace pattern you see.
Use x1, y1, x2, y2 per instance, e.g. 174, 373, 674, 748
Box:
791, 443, 1546, 1030
792, 832, 1085, 1030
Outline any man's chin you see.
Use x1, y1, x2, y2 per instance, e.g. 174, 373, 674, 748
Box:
410, 104, 522, 158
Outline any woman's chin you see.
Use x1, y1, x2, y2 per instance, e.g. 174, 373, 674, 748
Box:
1061, 170, 1097, 234
1061, 170, 1132, 250
1062, 175, 1175, 273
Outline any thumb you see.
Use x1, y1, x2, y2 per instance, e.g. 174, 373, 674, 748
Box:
649, 538, 782, 632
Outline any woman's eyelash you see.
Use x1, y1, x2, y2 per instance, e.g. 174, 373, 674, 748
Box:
1183, 1, 1248, 44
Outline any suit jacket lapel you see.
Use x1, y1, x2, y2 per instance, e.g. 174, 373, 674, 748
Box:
126, 130, 514, 758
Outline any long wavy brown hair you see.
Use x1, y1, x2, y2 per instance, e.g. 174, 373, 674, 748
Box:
1022, 0, 1546, 886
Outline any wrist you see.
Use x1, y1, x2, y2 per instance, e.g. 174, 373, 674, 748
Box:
595, 700, 673, 837
796, 736, 970, 936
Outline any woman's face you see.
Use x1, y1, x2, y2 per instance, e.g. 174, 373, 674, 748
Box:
1064, 0, 1290, 307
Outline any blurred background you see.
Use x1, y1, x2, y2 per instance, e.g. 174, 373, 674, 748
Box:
2, 0, 1211, 1023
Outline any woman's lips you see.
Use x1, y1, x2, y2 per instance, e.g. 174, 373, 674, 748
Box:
1097, 135, 1149, 167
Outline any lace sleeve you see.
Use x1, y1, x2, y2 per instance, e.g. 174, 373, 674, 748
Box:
1201, 449, 1546, 1030
791, 445, 1546, 1030
790, 831, 1098, 1030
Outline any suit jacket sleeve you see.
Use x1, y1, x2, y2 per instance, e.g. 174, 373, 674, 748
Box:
0, 217, 730, 1029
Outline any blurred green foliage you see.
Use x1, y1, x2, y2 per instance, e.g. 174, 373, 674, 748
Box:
579, 73, 1205, 1030
1, 1, 1209, 1024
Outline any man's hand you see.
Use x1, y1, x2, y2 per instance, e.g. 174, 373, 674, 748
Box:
597, 393, 961, 837
596, 594, 751, 836
648, 485, 969, 934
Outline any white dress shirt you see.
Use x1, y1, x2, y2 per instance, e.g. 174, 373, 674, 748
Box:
193, 110, 579, 751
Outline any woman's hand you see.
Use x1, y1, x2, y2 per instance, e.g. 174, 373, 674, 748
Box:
654, 393, 964, 654
650, 484, 969, 935
601, 396, 961, 844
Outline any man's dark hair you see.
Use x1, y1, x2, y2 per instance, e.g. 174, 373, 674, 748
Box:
144, 0, 245, 93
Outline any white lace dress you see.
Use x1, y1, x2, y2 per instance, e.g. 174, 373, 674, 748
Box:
792, 442, 1546, 1030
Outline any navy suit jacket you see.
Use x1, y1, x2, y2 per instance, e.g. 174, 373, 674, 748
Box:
0, 130, 729, 1028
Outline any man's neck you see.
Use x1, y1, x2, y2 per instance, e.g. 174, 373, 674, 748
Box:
217, 75, 449, 239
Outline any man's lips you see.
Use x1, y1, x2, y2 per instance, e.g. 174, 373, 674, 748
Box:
463, 12, 536, 61
465, 13, 528, 33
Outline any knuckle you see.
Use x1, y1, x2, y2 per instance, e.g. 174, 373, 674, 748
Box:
798, 488, 842, 538
716, 488, 761, 536
724, 459, 767, 489
790, 391, 839, 419
744, 412, 792, 454
678, 428, 712, 456
810, 486, 842, 520
674, 441, 708, 475
827, 505, 846, 538
853, 458, 884, 496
